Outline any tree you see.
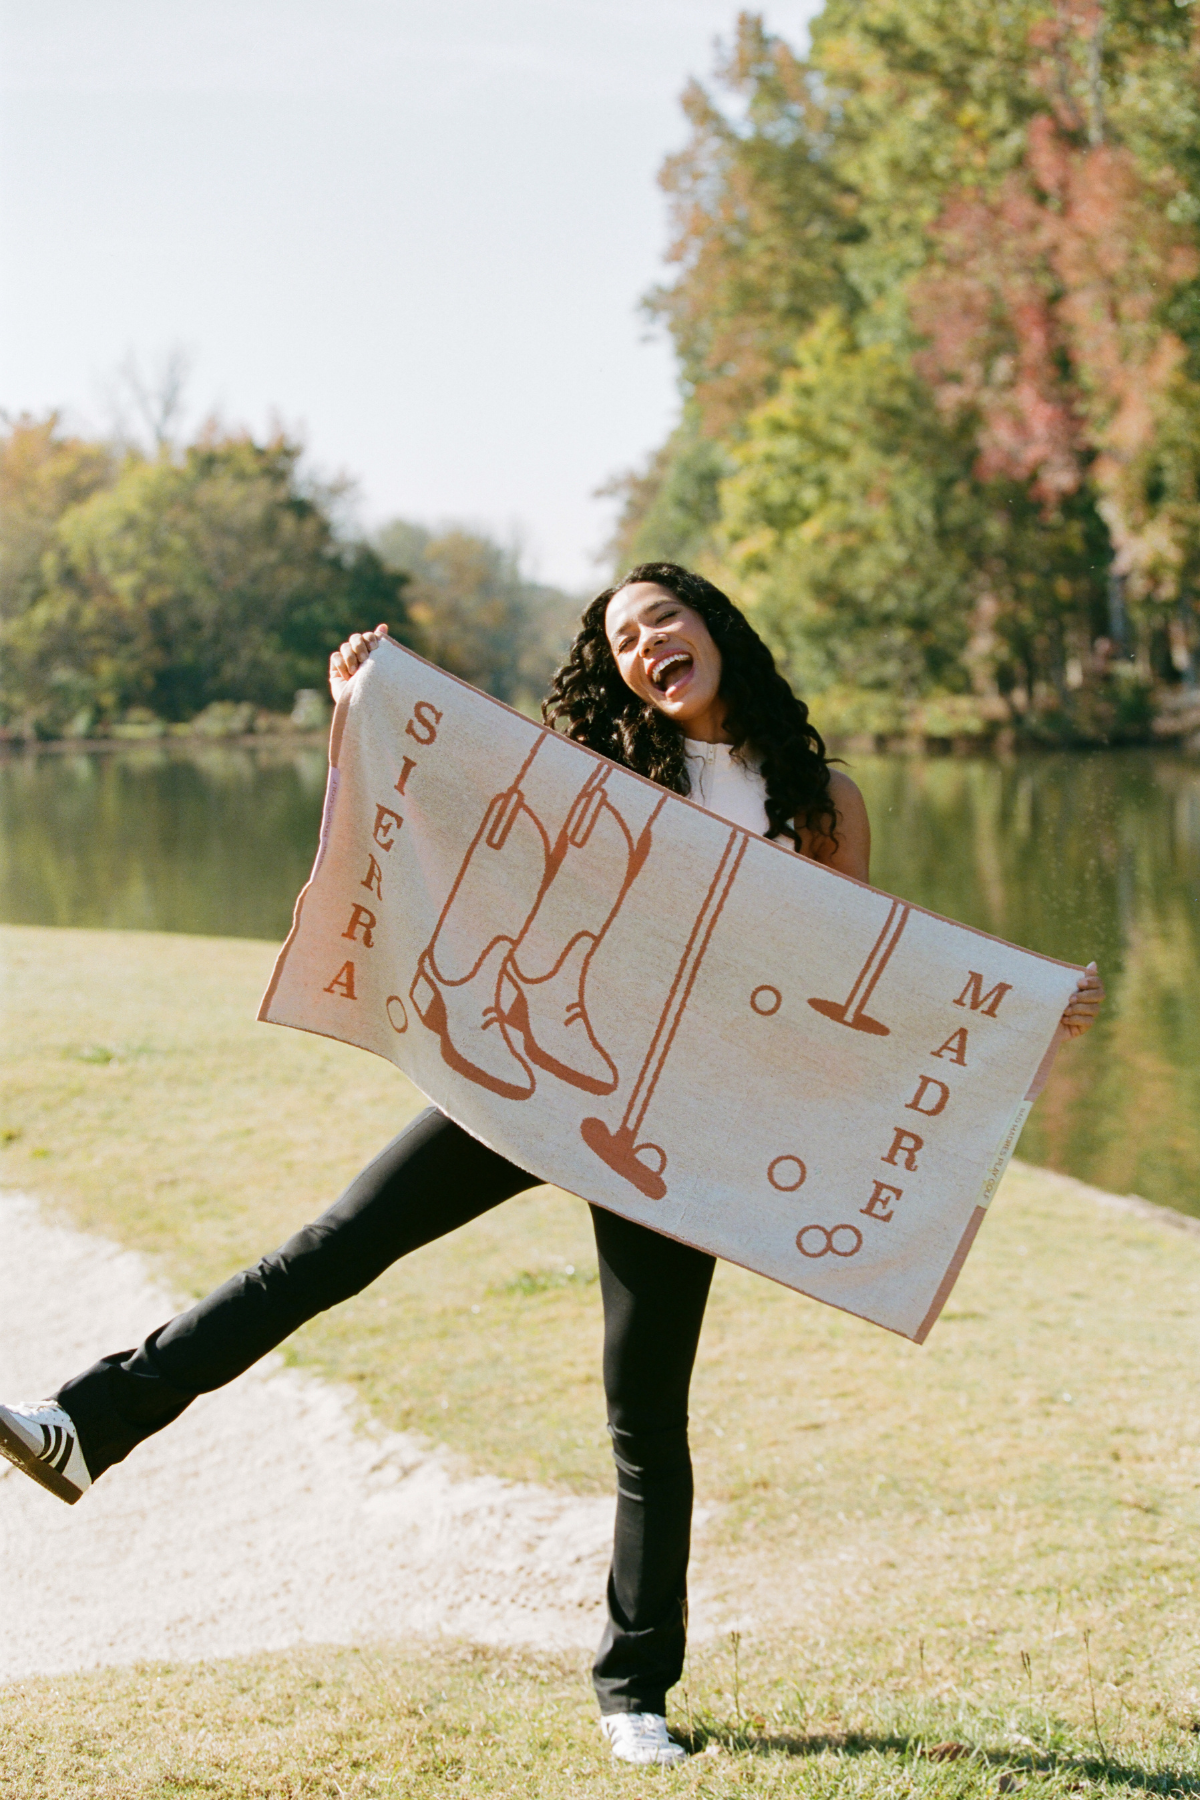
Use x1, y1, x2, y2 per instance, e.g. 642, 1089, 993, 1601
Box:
721, 312, 983, 693
623, 2, 1200, 722
599, 407, 730, 572
648, 16, 861, 435
608, 17, 861, 568
376, 520, 579, 710
1, 422, 413, 735
0, 414, 113, 628
910, 7, 1200, 657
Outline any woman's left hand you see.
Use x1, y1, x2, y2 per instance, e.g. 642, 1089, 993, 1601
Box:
1061, 962, 1105, 1038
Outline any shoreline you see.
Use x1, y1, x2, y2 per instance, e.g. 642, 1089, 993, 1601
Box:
1008, 1156, 1200, 1238
2, 730, 1198, 761
0, 730, 332, 756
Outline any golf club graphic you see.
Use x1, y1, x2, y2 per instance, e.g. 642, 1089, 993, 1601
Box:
581, 827, 749, 1200
411, 738, 664, 1100
807, 897, 910, 1036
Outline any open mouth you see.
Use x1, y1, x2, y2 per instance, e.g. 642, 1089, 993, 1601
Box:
650, 651, 693, 694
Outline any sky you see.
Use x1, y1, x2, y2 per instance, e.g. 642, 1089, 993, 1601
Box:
0, 0, 820, 590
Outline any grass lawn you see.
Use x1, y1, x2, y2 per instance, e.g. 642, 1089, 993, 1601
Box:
3, 922, 1200, 1797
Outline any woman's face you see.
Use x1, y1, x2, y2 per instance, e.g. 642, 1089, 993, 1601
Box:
604, 582, 728, 741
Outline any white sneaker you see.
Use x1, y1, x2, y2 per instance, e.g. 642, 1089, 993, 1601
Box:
601, 1712, 688, 1766
0, 1400, 92, 1504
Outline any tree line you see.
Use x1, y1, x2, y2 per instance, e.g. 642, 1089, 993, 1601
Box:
0, 414, 580, 740
8, 0, 1197, 748
609, 0, 1200, 742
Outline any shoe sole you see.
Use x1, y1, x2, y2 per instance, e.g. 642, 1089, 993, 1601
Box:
502, 983, 618, 1097
409, 953, 535, 1102
0, 1415, 83, 1505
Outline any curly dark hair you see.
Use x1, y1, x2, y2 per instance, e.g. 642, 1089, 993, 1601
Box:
542, 561, 835, 848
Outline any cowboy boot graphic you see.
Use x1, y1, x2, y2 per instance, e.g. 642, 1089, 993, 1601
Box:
500, 767, 662, 1096
409, 775, 548, 1101
412, 743, 662, 1102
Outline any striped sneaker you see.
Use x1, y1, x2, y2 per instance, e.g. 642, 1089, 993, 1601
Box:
601, 1712, 688, 1766
0, 1400, 92, 1504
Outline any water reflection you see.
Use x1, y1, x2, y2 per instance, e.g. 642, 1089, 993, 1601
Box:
851, 751, 1200, 1217
0, 743, 329, 942
2, 743, 1197, 1214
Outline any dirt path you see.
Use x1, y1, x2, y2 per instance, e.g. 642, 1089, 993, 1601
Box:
0, 1192, 619, 1682
3, 1171, 1185, 1686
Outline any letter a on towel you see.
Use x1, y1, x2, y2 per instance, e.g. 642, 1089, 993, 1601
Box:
260, 640, 1079, 1343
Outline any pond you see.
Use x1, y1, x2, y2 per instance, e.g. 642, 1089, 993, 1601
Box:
3, 741, 1198, 1217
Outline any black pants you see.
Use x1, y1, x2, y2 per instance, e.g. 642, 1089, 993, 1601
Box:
57, 1107, 715, 1716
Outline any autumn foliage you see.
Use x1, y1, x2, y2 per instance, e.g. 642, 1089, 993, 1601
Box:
616, 0, 1200, 736
0, 416, 577, 739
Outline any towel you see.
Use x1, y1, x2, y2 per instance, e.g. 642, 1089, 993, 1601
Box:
260, 638, 1078, 1343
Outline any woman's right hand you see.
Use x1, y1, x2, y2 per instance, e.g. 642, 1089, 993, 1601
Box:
1060, 961, 1105, 1039
329, 624, 389, 705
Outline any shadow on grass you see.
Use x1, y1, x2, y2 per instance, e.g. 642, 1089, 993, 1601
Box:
673, 1725, 1200, 1792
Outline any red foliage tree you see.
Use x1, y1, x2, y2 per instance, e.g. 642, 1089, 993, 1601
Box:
911, 0, 1200, 606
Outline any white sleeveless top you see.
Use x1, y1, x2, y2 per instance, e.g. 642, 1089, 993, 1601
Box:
683, 738, 771, 837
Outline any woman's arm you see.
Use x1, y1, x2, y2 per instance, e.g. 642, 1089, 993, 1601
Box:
796, 770, 871, 881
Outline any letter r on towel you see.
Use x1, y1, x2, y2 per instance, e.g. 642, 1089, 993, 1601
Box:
342, 904, 377, 947
882, 1127, 923, 1171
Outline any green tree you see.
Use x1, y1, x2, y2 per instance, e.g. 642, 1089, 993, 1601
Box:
1, 424, 413, 735
611, 17, 859, 569
721, 313, 981, 693
600, 408, 729, 572
648, 17, 860, 434
0, 415, 113, 629
376, 520, 579, 710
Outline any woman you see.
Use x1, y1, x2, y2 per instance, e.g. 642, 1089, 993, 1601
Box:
0, 563, 1105, 1768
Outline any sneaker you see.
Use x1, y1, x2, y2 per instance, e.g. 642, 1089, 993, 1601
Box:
0, 1400, 92, 1504
601, 1712, 688, 1767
